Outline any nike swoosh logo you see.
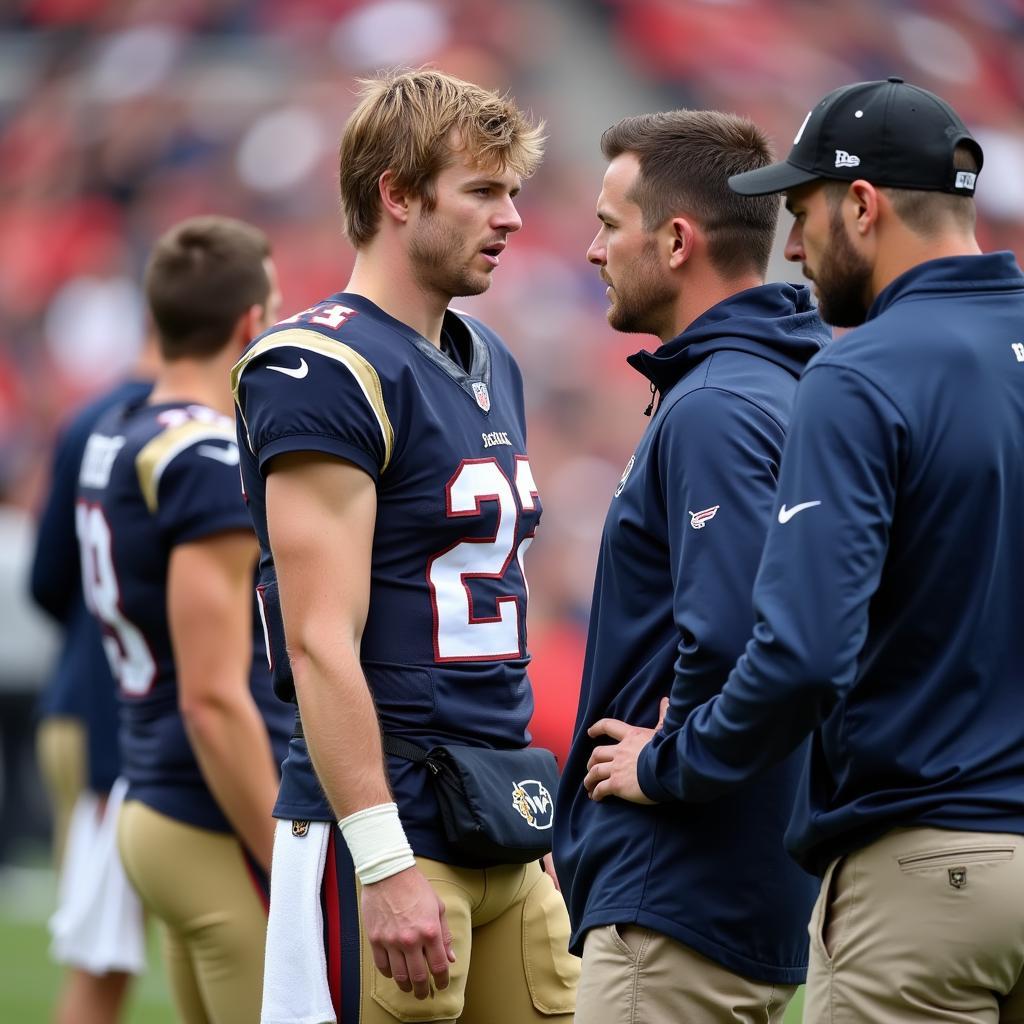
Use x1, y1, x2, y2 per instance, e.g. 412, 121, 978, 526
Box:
778, 500, 821, 524
197, 443, 240, 466
267, 358, 309, 379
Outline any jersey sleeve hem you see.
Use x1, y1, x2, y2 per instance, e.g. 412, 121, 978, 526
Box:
172, 509, 255, 547
257, 433, 380, 481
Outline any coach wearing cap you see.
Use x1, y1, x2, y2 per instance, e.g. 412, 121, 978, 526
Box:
583, 78, 1024, 1021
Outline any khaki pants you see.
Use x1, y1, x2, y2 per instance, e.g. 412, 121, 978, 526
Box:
118, 800, 268, 1024
805, 827, 1024, 1023
359, 857, 579, 1023
262, 821, 578, 1024
575, 924, 797, 1024
37, 716, 87, 869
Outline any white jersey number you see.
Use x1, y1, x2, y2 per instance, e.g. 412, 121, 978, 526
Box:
76, 502, 157, 695
428, 457, 537, 662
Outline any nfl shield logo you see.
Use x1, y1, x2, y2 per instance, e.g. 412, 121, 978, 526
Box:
472, 381, 490, 412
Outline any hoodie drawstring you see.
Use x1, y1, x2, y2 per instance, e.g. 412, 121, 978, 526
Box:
643, 380, 658, 417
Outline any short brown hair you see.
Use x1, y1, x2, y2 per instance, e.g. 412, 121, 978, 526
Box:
884, 144, 979, 235
338, 68, 545, 246
824, 145, 979, 236
601, 110, 779, 278
145, 216, 270, 360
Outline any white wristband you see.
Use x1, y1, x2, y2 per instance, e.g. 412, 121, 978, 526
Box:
337, 802, 416, 885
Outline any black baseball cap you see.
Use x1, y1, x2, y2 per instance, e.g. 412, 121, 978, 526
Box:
729, 77, 983, 197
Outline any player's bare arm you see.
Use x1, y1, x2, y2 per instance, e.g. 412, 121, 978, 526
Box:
171, 529, 279, 871
266, 450, 455, 999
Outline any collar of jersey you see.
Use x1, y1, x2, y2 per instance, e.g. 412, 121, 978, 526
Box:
332, 293, 493, 413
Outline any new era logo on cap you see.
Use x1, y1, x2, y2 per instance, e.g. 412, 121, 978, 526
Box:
955, 171, 977, 192
728, 77, 983, 197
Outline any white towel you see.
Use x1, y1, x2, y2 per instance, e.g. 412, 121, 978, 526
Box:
261, 819, 337, 1024
49, 776, 146, 975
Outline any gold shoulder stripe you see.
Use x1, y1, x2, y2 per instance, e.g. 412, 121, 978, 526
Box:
230, 327, 394, 473
135, 420, 235, 514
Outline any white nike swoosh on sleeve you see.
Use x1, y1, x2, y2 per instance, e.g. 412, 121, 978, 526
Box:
267, 358, 309, 379
196, 444, 240, 466
778, 500, 822, 524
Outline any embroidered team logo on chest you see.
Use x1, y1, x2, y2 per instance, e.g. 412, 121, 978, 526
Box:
688, 505, 720, 529
614, 454, 636, 497
471, 381, 490, 412
512, 779, 553, 831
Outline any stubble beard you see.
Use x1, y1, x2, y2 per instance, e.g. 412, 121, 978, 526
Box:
812, 207, 873, 328
606, 239, 675, 338
409, 210, 491, 300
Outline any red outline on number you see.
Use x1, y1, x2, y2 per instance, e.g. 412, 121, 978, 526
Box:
77, 500, 158, 698
513, 454, 539, 511
279, 302, 360, 332
427, 458, 522, 663
309, 303, 359, 332
512, 455, 540, 612
255, 584, 274, 673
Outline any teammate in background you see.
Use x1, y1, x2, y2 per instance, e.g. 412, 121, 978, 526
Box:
232, 69, 578, 1024
31, 344, 157, 1024
586, 79, 1024, 1022
553, 112, 826, 1023
77, 215, 291, 1024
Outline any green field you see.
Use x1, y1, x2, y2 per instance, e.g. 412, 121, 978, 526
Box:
0, 863, 175, 1022
0, 862, 804, 1022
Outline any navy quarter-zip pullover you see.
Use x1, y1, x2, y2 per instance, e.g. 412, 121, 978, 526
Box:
638, 252, 1024, 877
554, 283, 827, 983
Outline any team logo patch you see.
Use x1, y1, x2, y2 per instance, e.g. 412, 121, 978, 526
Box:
512, 779, 554, 831
614, 454, 636, 497
949, 867, 967, 889
472, 381, 490, 412
291, 819, 310, 838
688, 505, 720, 530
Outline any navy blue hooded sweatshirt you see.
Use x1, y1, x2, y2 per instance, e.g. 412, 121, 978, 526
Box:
637, 253, 1024, 878
554, 283, 827, 982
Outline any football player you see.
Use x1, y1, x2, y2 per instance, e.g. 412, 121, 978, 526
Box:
232, 69, 579, 1024
76, 215, 291, 1024
31, 339, 156, 1024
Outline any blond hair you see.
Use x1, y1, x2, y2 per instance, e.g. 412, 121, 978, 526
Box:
339, 68, 545, 246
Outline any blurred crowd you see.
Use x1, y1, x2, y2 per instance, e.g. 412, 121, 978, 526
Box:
2, 0, 1022, 752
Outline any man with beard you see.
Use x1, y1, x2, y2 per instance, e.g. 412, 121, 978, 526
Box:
232, 70, 578, 1024
553, 110, 827, 1023
584, 78, 1024, 1022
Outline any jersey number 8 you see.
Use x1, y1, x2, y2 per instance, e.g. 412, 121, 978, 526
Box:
76, 501, 157, 696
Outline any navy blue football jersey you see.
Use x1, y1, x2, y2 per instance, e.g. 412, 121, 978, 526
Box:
31, 377, 152, 792
232, 293, 542, 865
76, 397, 292, 832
